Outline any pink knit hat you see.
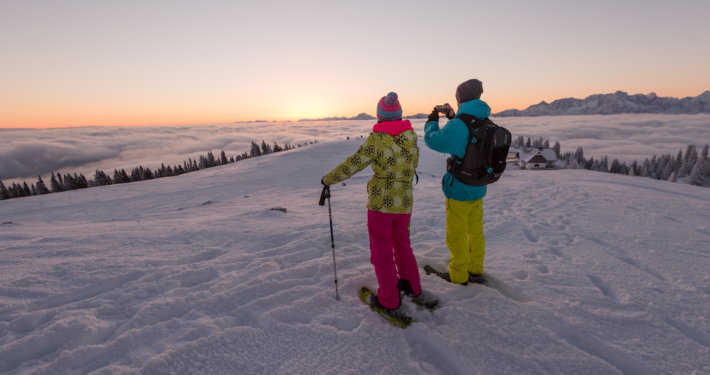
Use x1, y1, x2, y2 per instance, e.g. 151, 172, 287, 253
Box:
377, 92, 402, 122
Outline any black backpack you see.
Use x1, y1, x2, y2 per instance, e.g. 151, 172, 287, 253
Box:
446, 114, 512, 186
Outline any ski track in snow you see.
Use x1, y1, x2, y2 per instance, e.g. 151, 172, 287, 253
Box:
1, 138, 710, 374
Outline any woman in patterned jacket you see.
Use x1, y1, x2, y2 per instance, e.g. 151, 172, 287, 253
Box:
321, 92, 422, 314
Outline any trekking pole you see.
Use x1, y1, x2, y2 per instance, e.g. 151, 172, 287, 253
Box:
319, 184, 340, 301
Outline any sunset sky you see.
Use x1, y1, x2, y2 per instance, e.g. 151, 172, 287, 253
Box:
1, 1, 708, 128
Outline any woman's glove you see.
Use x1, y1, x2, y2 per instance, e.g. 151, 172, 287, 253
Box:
427, 109, 439, 123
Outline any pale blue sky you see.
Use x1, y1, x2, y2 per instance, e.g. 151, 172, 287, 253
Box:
1, 0, 708, 127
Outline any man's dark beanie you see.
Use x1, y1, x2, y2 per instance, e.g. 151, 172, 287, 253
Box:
456, 79, 484, 104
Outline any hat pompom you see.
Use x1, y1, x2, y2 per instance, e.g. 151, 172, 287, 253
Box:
384, 92, 398, 106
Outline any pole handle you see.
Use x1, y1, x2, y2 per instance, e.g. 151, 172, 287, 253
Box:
318, 184, 330, 206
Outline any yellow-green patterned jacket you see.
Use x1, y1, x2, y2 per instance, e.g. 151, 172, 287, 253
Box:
323, 120, 419, 214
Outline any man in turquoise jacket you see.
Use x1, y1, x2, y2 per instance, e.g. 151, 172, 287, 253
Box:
424, 79, 489, 285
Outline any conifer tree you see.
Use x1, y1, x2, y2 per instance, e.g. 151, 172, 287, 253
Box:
661, 163, 673, 180
251, 141, 261, 157
113, 169, 122, 184
209, 152, 217, 167
220, 150, 228, 164
619, 162, 628, 175
94, 170, 112, 186
683, 145, 698, 176
23, 182, 31, 196
64, 174, 76, 190
230, 156, 235, 163
640, 162, 649, 177
166, 166, 174, 176
629, 160, 639, 176
574, 147, 585, 165
590, 158, 599, 171
131, 168, 142, 182
601, 156, 609, 173
144, 168, 154, 180
551, 142, 560, 158
610, 159, 621, 174
675, 149, 684, 177
36, 175, 49, 194
78, 174, 88, 188
628, 164, 637, 176
57, 173, 64, 188
525, 137, 531, 147
31, 184, 37, 196
51, 172, 64, 192
0, 181, 9, 200
689, 160, 704, 186
120, 169, 130, 183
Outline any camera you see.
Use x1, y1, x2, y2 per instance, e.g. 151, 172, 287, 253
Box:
435, 105, 450, 113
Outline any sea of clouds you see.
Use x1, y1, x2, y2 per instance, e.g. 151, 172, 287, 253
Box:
1, 114, 709, 184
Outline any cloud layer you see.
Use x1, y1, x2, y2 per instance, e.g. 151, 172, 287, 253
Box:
1, 114, 709, 184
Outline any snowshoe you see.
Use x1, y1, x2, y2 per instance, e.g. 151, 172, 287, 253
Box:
423, 265, 468, 286
360, 286, 414, 329
398, 279, 439, 311
468, 272, 488, 286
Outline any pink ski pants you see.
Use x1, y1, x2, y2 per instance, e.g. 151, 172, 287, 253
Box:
367, 210, 421, 309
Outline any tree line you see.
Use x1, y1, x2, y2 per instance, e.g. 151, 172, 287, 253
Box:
513, 135, 709, 187
512, 136, 562, 158
0, 140, 312, 201
558, 143, 709, 186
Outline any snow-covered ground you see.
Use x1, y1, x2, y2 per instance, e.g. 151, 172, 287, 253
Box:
1, 137, 709, 374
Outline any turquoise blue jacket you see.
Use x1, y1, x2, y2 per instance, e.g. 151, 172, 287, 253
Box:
424, 99, 491, 201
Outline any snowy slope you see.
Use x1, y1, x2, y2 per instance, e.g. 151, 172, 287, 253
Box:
1, 138, 709, 375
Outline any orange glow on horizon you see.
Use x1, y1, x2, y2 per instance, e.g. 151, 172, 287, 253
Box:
1, 89, 707, 129
0, 98, 528, 129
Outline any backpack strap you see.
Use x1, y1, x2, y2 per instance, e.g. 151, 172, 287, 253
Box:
453, 114, 496, 180
454, 114, 488, 141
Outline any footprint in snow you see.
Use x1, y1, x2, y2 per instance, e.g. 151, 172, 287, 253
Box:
522, 228, 539, 243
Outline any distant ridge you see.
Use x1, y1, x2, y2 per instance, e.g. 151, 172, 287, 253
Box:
298, 113, 375, 122
493, 91, 710, 117
298, 113, 430, 121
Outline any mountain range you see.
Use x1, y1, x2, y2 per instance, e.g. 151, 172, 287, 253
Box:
493, 91, 710, 117
298, 113, 376, 121
298, 113, 430, 121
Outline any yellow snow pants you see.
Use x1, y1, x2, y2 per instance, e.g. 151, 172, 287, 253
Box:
445, 198, 486, 284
